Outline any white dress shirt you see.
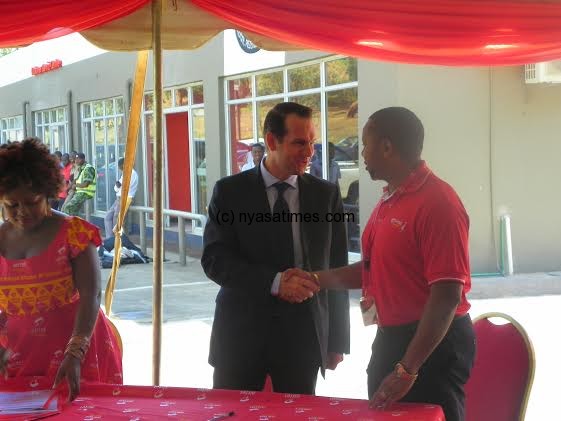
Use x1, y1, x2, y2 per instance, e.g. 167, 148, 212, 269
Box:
114, 168, 139, 198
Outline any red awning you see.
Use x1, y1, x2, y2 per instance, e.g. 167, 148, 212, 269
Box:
0, 0, 149, 47
191, 0, 561, 66
2, 0, 561, 66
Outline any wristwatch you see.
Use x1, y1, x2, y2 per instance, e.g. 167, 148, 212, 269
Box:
394, 362, 418, 381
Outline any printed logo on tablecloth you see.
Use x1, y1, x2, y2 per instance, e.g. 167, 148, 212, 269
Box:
113, 387, 122, 396
83, 416, 102, 420
204, 403, 221, 409
159, 401, 176, 407
29, 378, 39, 388
294, 407, 312, 414
197, 393, 207, 400
116, 399, 134, 405
390, 411, 408, 416
153, 388, 164, 399
122, 408, 140, 413
167, 410, 185, 416
329, 400, 340, 406
249, 405, 265, 411
78, 405, 95, 411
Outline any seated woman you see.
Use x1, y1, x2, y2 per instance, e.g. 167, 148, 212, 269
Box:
0, 138, 123, 400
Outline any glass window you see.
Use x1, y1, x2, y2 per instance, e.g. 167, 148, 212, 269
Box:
256, 71, 283, 96
83, 103, 91, 118
144, 93, 154, 111
163, 89, 173, 109
225, 56, 359, 252
192, 85, 204, 104
257, 99, 281, 141
175, 88, 189, 107
288, 64, 320, 92
33, 107, 68, 151
229, 103, 253, 173
115, 98, 124, 114
105, 99, 114, 116
94, 101, 104, 117
327, 87, 359, 252
81, 97, 125, 214
326, 57, 358, 86
193, 108, 206, 216
228, 77, 252, 100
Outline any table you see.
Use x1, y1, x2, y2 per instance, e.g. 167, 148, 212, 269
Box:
52, 384, 444, 420
1, 378, 444, 420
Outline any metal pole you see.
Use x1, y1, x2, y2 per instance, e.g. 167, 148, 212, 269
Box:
178, 217, 186, 266
139, 211, 147, 254
151, 0, 163, 387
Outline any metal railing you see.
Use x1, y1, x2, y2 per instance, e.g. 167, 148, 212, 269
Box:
128, 205, 207, 266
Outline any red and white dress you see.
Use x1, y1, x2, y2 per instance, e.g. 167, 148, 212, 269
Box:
0, 216, 122, 385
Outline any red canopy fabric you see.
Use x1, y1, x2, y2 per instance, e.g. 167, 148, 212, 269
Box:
0, 0, 149, 47
191, 0, 561, 66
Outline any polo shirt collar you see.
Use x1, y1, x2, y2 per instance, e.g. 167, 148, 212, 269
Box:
383, 160, 431, 197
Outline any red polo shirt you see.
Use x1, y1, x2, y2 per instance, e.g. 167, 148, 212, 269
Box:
362, 161, 471, 327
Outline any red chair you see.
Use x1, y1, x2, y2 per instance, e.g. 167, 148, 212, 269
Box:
465, 312, 535, 421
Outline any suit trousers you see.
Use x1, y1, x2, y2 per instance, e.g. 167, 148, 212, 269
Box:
367, 314, 476, 421
213, 301, 321, 395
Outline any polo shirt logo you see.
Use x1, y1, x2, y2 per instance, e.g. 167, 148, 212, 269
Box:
390, 218, 407, 232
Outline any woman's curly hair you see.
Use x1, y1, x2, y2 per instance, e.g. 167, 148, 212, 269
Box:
0, 138, 64, 198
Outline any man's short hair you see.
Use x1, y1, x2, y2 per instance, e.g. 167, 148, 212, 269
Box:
251, 143, 265, 152
367, 107, 424, 162
76, 152, 86, 160
54, 151, 62, 158
118, 158, 125, 167
263, 102, 312, 141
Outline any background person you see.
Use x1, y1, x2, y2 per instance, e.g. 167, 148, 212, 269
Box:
104, 158, 138, 239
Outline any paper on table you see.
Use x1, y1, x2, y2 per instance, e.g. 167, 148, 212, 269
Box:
0, 389, 59, 419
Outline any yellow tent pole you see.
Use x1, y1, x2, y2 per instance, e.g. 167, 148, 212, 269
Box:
104, 50, 149, 316
151, 0, 164, 387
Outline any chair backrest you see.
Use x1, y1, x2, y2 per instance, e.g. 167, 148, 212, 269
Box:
465, 312, 535, 421
105, 317, 124, 355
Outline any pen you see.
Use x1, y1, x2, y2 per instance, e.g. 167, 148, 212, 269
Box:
209, 411, 235, 421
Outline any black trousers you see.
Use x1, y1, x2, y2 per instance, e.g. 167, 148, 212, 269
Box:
213, 306, 321, 395
367, 314, 476, 421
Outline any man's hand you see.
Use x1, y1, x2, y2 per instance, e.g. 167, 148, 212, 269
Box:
278, 269, 319, 303
369, 370, 416, 410
327, 352, 344, 370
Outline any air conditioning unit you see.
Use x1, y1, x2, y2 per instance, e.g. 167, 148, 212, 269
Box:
524, 62, 561, 84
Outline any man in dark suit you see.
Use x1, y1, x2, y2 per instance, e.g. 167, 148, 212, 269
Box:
202, 102, 350, 394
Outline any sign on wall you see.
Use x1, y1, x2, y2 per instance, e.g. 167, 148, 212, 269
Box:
31, 59, 62, 76
235, 31, 260, 54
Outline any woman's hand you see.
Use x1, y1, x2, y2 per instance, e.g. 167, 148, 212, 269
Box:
53, 355, 81, 401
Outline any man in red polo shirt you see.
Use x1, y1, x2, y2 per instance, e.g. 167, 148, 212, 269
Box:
291, 107, 475, 421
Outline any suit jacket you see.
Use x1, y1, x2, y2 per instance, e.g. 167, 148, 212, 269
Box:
202, 165, 350, 372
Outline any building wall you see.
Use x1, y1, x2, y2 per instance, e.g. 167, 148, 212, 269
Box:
491, 67, 561, 272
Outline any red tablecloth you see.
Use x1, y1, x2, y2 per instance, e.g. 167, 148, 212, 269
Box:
2, 378, 445, 420
55, 384, 443, 420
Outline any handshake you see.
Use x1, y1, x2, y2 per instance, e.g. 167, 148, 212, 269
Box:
278, 268, 321, 303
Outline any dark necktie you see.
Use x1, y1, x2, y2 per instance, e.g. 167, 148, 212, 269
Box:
273, 182, 294, 269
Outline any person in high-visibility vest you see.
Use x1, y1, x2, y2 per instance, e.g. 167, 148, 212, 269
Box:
62, 153, 96, 216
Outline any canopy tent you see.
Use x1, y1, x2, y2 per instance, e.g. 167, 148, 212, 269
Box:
2, 0, 561, 386
3, 0, 561, 65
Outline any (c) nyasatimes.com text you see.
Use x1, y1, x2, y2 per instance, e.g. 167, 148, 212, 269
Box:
215, 210, 355, 225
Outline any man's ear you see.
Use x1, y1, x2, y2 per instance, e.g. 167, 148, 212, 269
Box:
265, 132, 278, 152
382, 138, 393, 159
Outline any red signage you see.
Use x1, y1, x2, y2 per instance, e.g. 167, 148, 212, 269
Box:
31, 59, 62, 76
